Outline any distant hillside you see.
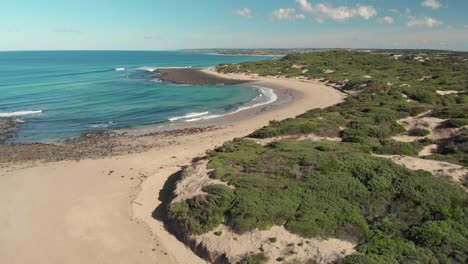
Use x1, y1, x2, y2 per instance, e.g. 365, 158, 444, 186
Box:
181, 48, 465, 57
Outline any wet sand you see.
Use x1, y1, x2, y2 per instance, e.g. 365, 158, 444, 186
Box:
0, 70, 346, 264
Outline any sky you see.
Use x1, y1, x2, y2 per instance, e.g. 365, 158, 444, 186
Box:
1, 0, 467, 51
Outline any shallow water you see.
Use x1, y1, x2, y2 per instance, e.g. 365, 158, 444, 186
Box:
0, 51, 275, 143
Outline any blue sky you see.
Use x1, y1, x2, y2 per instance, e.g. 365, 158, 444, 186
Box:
1, 0, 467, 51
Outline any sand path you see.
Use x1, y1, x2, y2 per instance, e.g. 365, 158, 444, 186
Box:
0, 73, 345, 264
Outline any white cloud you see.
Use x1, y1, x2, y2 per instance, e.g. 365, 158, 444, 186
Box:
378, 16, 394, 25
357, 6, 378, 20
314, 4, 355, 22
295, 1, 377, 22
235, 8, 253, 19
421, 0, 443, 10
316, 4, 377, 22
271, 8, 305, 21
296, 14, 306, 20
408, 17, 443, 27
296, 0, 313, 12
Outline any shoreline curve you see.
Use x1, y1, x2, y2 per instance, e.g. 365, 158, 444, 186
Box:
0, 69, 346, 264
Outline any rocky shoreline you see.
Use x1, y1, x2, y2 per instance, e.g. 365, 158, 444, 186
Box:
0, 127, 218, 164
0, 118, 19, 144
0, 69, 253, 164
155, 68, 251, 85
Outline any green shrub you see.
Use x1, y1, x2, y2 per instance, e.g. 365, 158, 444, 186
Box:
336, 254, 381, 264
238, 253, 268, 264
341, 129, 368, 144
408, 128, 431, 137
408, 223, 445, 247
374, 140, 420, 156
168, 185, 235, 235
250, 111, 344, 138
446, 118, 468, 128
171, 139, 467, 262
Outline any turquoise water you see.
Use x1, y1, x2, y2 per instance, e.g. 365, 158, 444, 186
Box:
0, 51, 274, 143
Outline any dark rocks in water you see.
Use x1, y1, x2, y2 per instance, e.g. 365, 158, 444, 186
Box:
0, 126, 218, 164
155, 68, 251, 85
0, 118, 18, 144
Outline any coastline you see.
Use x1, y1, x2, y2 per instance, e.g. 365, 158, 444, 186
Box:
124, 68, 299, 136
208, 52, 285, 57
0, 69, 346, 264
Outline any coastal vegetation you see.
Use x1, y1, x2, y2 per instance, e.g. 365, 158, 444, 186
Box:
168, 51, 468, 263
218, 50, 468, 165
170, 139, 467, 263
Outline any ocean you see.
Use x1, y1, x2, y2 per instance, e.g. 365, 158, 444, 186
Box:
0, 51, 275, 143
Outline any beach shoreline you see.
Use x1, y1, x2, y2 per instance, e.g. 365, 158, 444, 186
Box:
0, 68, 298, 164
0, 69, 346, 264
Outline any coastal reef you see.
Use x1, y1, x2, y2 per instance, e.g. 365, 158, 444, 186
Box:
156, 68, 251, 85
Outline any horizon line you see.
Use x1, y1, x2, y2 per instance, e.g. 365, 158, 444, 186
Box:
1, 47, 467, 52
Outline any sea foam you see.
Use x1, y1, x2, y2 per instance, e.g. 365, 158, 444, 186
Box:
0, 110, 43, 118
87, 121, 114, 128
168, 112, 210, 122
183, 86, 278, 122
237, 86, 278, 112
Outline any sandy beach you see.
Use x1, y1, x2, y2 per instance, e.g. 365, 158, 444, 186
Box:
0, 69, 346, 264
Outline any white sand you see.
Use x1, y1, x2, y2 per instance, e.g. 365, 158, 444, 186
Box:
195, 225, 356, 264
436, 90, 460, 95
419, 144, 438, 156
0, 70, 346, 264
171, 160, 233, 204
376, 155, 467, 184
396, 111, 462, 140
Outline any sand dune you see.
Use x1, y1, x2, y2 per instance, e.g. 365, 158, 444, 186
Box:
195, 225, 355, 264
376, 155, 467, 184
171, 161, 356, 263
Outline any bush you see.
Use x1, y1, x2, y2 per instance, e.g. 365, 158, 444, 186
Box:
336, 254, 380, 264
170, 139, 468, 263
238, 253, 268, 264
341, 129, 368, 144
168, 185, 235, 235
445, 118, 468, 128
408, 223, 445, 247
250, 111, 344, 139
374, 140, 420, 156
408, 128, 430, 137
